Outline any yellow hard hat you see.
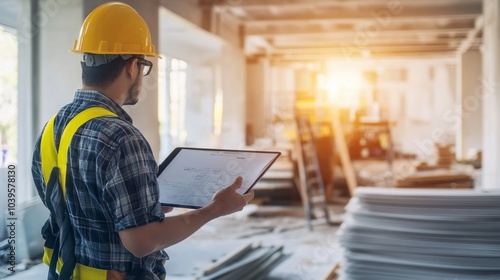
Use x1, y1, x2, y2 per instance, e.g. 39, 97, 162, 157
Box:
71, 2, 160, 58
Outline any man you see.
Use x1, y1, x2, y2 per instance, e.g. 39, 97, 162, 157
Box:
31, 2, 253, 279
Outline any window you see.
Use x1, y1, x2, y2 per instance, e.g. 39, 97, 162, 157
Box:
169, 58, 188, 145
0, 25, 18, 167
158, 57, 188, 159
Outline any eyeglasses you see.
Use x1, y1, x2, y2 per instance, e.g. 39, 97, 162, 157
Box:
136, 58, 153, 76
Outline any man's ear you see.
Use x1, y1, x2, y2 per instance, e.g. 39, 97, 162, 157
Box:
124, 58, 138, 79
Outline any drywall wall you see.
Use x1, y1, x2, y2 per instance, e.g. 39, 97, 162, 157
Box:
159, 7, 246, 150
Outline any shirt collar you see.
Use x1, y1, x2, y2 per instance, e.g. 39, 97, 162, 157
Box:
73, 89, 133, 123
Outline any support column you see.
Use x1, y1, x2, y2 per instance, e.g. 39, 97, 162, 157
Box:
17, 0, 39, 203
482, 0, 500, 189
457, 50, 482, 161
246, 58, 269, 146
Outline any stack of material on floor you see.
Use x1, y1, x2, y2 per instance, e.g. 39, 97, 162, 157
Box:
415, 143, 455, 171
396, 169, 473, 188
198, 245, 284, 280
338, 187, 500, 280
436, 143, 455, 167
166, 240, 286, 280
457, 150, 482, 169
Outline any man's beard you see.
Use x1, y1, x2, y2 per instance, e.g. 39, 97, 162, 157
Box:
124, 70, 141, 105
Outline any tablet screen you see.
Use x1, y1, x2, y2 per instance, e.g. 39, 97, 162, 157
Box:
157, 147, 281, 208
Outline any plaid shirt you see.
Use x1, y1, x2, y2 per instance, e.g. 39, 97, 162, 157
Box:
32, 90, 167, 274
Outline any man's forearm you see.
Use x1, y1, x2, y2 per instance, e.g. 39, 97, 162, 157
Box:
119, 177, 253, 258
119, 204, 219, 258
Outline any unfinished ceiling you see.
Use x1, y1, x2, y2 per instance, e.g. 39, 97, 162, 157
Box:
203, 0, 483, 62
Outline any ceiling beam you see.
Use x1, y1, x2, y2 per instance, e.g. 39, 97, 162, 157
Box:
269, 37, 474, 48
247, 27, 474, 39
222, 0, 481, 9
280, 40, 471, 48
261, 34, 469, 48
266, 51, 459, 62
458, 15, 484, 54
245, 20, 476, 35
269, 45, 461, 54
239, 4, 482, 21
243, 14, 481, 26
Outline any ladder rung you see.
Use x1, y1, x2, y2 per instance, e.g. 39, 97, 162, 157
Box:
310, 196, 326, 204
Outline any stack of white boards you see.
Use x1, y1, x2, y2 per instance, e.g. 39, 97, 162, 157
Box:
338, 187, 500, 280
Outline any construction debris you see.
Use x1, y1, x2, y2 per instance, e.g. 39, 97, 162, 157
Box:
164, 203, 344, 280
396, 169, 473, 188
165, 240, 285, 280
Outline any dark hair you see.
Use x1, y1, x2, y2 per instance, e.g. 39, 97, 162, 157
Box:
81, 56, 129, 87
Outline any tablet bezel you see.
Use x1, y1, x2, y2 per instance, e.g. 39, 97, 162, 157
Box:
157, 147, 281, 209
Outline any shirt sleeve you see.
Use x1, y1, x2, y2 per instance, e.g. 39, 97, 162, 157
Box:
101, 129, 165, 232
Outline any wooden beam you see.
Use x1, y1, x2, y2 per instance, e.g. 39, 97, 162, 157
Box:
245, 20, 476, 36
268, 36, 469, 51
220, 0, 482, 9
244, 14, 481, 26
269, 45, 457, 55
458, 15, 484, 54
270, 38, 470, 48
331, 108, 357, 196
265, 51, 459, 62
247, 28, 474, 39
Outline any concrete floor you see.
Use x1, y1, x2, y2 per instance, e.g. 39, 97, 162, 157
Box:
2, 263, 47, 279
166, 204, 344, 279
3, 203, 344, 280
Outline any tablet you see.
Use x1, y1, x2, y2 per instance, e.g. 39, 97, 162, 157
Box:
157, 147, 281, 209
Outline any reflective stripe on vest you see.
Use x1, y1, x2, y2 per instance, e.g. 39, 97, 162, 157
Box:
40, 107, 118, 280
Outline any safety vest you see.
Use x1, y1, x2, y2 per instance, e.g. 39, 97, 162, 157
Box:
40, 107, 117, 280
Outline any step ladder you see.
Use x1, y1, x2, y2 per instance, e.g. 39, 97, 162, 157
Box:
295, 117, 332, 230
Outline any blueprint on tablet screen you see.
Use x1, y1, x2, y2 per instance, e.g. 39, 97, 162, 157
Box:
158, 149, 279, 208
